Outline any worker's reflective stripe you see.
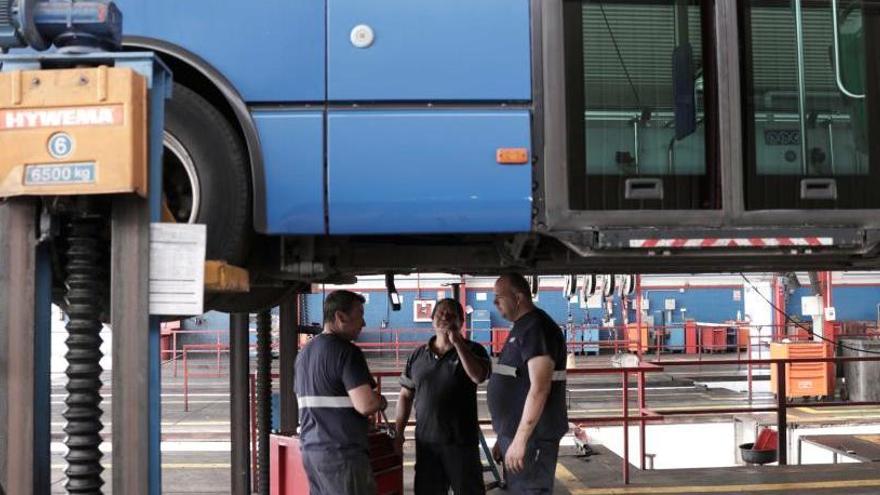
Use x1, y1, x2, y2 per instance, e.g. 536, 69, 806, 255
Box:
297, 396, 354, 409
400, 374, 415, 390
493, 364, 567, 382
493, 363, 518, 377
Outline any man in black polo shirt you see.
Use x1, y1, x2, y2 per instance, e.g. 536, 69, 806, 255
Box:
395, 298, 491, 494
487, 273, 568, 494
295, 290, 388, 495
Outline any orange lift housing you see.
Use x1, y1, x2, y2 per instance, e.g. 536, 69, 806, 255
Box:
0, 65, 147, 198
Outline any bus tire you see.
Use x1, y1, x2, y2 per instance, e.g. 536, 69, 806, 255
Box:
164, 83, 251, 266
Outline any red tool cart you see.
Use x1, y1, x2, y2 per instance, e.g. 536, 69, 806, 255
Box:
270, 420, 402, 494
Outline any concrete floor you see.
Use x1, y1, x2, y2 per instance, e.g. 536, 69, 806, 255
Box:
44, 352, 880, 494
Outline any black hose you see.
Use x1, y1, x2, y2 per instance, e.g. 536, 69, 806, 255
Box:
63, 217, 106, 494
256, 310, 272, 495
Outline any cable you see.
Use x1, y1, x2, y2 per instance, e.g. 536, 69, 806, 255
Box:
739, 273, 880, 356
598, 2, 642, 108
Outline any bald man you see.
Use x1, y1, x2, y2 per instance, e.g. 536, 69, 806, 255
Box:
487, 273, 568, 494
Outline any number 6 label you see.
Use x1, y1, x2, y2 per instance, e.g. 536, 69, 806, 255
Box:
47, 132, 75, 159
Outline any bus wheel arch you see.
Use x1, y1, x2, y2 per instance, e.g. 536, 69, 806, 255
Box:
124, 37, 289, 312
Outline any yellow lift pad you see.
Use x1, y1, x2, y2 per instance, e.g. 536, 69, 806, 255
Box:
0, 66, 147, 198
204, 260, 250, 293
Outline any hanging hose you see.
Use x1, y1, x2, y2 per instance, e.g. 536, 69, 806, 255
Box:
256, 310, 272, 495
62, 216, 106, 494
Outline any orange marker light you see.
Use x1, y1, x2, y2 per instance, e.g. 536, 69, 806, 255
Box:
496, 148, 529, 165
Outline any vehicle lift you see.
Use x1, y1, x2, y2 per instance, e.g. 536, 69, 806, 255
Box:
0, 1, 171, 493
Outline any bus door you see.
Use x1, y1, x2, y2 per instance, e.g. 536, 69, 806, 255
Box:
740, 0, 880, 210
563, 0, 718, 211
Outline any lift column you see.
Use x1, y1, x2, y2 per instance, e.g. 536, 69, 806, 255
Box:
0, 51, 171, 494
279, 297, 300, 433
0, 198, 51, 495
111, 51, 171, 495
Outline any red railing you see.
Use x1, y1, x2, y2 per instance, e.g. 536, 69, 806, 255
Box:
162, 329, 226, 377
247, 353, 880, 486
181, 343, 229, 412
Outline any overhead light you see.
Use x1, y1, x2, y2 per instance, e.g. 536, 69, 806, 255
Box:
386, 273, 401, 311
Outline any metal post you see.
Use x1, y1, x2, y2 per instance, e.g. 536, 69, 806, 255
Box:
279, 298, 299, 434
230, 313, 252, 495
635, 275, 643, 359
0, 198, 43, 495
32, 241, 51, 495
183, 347, 189, 412
748, 338, 754, 403
793, 0, 809, 175
638, 371, 646, 471
172, 331, 178, 377
777, 362, 788, 465
822, 272, 833, 340
622, 371, 630, 484
111, 55, 170, 495
112, 195, 157, 494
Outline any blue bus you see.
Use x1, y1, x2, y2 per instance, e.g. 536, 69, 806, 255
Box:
97, 0, 880, 310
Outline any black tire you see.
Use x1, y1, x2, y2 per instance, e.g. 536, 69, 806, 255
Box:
164, 83, 251, 266
165, 84, 295, 313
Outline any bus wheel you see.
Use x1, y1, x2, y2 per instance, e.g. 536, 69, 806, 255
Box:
163, 83, 251, 267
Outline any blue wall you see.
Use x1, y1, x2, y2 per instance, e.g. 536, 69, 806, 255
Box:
785, 286, 880, 321
176, 284, 880, 348
179, 311, 231, 345
305, 287, 746, 330
642, 289, 743, 326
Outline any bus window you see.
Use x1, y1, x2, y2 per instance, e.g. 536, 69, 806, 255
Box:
740, 0, 880, 209
563, 0, 717, 211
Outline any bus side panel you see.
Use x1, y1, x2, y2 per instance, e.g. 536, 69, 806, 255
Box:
327, 0, 531, 101
117, 0, 325, 102
327, 110, 532, 234
254, 111, 325, 234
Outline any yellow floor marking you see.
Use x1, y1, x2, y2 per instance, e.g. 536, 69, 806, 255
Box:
51, 463, 229, 469
556, 462, 582, 493
795, 407, 880, 415
791, 415, 880, 422
568, 478, 880, 494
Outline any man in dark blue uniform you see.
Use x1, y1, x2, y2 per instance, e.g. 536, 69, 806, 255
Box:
487, 273, 568, 494
295, 290, 388, 495
394, 298, 491, 494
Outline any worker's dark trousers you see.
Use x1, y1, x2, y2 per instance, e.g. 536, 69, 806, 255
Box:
414, 440, 485, 495
302, 449, 377, 495
497, 436, 560, 494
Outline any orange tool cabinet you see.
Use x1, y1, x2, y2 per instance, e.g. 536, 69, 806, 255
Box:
737, 326, 750, 351
625, 323, 649, 353
769, 342, 834, 399
700, 326, 728, 352
684, 320, 698, 354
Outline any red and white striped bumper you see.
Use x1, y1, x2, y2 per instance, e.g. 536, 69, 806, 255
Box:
628, 237, 834, 249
